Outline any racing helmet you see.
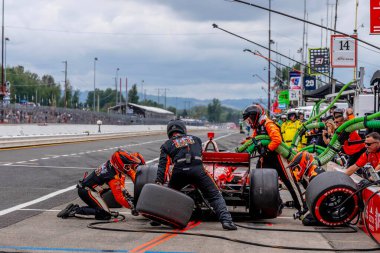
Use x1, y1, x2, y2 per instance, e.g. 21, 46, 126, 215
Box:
242, 104, 266, 128
287, 109, 297, 120
167, 119, 187, 138
298, 110, 304, 116
287, 151, 314, 182
110, 149, 141, 175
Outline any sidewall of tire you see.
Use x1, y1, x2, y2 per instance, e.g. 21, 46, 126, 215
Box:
134, 165, 158, 205
306, 171, 359, 226
136, 183, 195, 228
249, 168, 280, 219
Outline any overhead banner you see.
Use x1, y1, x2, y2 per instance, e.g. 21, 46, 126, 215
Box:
370, 0, 380, 34
331, 35, 357, 68
303, 76, 316, 91
308, 48, 330, 75
289, 71, 301, 90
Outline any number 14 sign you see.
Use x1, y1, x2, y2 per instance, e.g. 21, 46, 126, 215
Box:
330, 34, 357, 68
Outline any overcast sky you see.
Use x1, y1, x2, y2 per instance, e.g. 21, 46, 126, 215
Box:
4, 0, 380, 100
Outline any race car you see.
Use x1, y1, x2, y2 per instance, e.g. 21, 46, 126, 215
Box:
133, 132, 282, 228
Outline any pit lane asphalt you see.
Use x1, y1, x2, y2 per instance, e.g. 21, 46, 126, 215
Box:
0, 129, 377, 253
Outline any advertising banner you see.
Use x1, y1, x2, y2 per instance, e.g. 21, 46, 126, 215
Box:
278, 90, 289, 105
331, 35, 357, 68
303, 76, 316, 90
308, 48, 330, 75
289, 89, 301, 101
289, 71, 301, 90
370, 0, 380, 34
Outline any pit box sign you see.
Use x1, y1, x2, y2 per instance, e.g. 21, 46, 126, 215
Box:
370, 0, 380, 34
308, 48, 330, 75
289, 71, 301, 90
304, 76, 316, 91
331, 35, 357, 68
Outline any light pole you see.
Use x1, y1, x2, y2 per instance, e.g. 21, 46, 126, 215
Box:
93, 57, 98, 111
267, 0, 272, 115
1, 0, 4, 104
115, 68, 119, 106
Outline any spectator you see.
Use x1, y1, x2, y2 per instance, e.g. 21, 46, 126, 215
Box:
322, 119, 336, 146
346, 108, 355, 120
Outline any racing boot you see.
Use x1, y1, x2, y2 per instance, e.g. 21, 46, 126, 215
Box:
222, 221, 237, 230
57, 204, 79, 219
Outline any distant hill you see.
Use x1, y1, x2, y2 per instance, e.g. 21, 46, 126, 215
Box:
79, 90, 267, 110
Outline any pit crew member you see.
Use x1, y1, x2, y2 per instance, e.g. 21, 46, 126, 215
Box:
155, 119, 237, 230
57, 150, 145, 219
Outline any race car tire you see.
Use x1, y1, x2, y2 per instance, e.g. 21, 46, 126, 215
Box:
306, 171, 359, 226
249, 168, 281, 219
102, 190, 121, 208
134, 165, 158, 205
136, 183, 195, 229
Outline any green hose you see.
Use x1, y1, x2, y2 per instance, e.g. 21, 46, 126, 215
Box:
291, 80, 356, 148
316, 111, 380, 165
236, 114, 380, 166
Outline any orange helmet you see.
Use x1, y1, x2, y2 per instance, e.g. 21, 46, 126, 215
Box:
287, 151, 314, 181
110, 149, 141, 174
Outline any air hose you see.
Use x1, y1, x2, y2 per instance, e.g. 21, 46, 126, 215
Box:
316, 112, 380, 166
87, 219, 380, 251
291, 80, 356, 148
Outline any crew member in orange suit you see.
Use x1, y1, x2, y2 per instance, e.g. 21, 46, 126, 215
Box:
243, 104, 303, 212
57, 150, 145, 219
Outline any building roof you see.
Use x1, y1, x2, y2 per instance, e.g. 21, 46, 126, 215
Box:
128, 103, 174, 115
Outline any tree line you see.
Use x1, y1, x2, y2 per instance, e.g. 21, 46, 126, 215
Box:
5, 66, 241, 123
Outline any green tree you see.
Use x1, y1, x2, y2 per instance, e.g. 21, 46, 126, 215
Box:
128, 84, 139, 103
207, 98, 222, 122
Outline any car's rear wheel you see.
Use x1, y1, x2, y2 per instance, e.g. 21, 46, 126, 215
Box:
249, 168, 281, 219
306, 171, 359, 226
136, 183, 195, 229
134, 165, 158, 205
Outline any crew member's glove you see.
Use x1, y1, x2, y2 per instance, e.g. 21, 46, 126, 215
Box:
257, 142, 269, 156
358, 179, 372, 189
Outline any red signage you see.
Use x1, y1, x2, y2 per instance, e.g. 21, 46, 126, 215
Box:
370, 0, 380, 34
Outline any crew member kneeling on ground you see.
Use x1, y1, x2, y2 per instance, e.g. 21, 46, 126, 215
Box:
57, 150, 145, 219
155, 119, 237, 230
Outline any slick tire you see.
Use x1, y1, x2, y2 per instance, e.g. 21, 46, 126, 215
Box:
134, 165, 158, 205
136, 183, 195, 229
306, 171, 359, 226
249, 168, 281, 219
102, 190, 121, 208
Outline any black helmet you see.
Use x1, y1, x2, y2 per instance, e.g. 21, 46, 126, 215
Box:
167, 119, 187, 138
242, 104, 265, 128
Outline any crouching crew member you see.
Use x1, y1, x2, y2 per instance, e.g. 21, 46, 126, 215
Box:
57, 150, 145, 219
155, 119, 237, 230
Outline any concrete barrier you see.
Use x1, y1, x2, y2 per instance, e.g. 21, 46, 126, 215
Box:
0, 124, 208, 149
